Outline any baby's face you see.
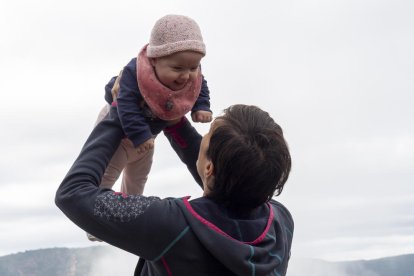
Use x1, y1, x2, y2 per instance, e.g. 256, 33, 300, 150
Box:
150, 51, 203, 91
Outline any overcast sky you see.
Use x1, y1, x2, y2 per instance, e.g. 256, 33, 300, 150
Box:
1, 0, 413, 267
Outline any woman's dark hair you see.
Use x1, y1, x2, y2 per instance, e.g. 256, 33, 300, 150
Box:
205, 104, 291, 211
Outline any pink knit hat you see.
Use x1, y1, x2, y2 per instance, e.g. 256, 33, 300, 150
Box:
147, 14, 206, 58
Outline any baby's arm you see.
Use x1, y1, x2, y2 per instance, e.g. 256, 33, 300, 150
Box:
116, 60, 154, 148
191, 76, 212, 123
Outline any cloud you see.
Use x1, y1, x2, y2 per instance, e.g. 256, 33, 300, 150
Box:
295, 235, 414, 262
288, 257, 378, 276
1, 0, 414, 261
88, 247, 138, 276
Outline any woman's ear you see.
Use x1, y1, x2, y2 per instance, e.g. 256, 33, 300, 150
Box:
203, 161, 215, 196
204, 161, 214, 178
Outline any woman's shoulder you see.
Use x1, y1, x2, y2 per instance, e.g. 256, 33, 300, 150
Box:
269, 199, 294, 228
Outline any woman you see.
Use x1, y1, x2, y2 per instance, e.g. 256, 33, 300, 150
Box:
55, 104, 294, 275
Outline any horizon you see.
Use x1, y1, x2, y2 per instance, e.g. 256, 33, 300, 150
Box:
3, 245, 414, 262
2, 246, 414, 276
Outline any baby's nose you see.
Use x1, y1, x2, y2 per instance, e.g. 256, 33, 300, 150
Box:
179, 71, 190, 81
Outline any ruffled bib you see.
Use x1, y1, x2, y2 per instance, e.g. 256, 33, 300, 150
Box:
137, 44, 202, 121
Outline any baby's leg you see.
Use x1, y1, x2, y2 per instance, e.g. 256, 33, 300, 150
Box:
88, 104, 126, 242
121, 146, 154, 195
99, 139, 130, 189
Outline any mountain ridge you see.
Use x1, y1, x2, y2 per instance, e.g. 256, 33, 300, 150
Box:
1, 247, 413, 276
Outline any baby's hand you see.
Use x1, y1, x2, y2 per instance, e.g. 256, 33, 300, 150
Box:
191, 110, 212, 123
136, 138, 155, 153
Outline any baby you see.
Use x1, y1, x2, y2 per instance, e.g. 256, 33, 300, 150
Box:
89, 14, 212, 241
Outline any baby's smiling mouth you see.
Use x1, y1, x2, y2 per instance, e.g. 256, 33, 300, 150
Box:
173, 81, 187, 90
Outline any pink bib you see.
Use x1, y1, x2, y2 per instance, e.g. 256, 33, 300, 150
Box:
137, 45, 202, 121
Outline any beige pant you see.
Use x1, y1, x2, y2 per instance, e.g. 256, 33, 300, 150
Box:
96, 105, 153, 195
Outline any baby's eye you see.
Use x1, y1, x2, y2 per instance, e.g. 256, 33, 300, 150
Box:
190, 67, 198, 72
173, 67, 182, 71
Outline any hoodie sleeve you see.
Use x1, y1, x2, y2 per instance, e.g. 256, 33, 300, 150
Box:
163, 117, 203, 188
116, 59, 153, 147
54, 106, 189, 259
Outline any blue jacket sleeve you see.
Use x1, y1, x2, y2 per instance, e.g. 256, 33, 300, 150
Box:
191, 76, 211, 114
163, 118, 203, 188
55, 106, 125, 228
117, 59, 153, 147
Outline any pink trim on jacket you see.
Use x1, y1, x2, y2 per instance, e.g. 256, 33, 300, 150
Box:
161, 257, 172, 276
